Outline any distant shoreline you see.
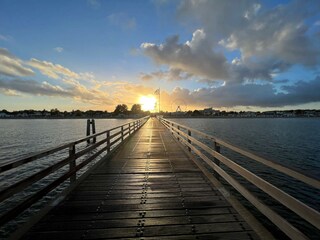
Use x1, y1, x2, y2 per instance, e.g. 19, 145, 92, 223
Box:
164, 116, 320, 119
1, 116, 319, 119
0, 116, 143, 120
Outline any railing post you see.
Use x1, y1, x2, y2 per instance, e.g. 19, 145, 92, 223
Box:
106, 131, 110, 153
171, 123, 174, 134
129, 123, 131, 135
214, 142, 221, 179
177, 126, 180, 141
121, 126, 124, 141
69, 144, 76, 183
188, 130, 191, 152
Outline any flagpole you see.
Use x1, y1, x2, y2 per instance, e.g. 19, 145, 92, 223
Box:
159, 88, 160, 113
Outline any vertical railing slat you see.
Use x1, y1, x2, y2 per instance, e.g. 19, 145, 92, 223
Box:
107, 131, 110, 153
69, 144, 76, 183
188, 130, 191, 152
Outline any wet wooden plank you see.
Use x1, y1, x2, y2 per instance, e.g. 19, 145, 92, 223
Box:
22, 118, 260, 240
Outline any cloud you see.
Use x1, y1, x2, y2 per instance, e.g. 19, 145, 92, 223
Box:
0, 77, 120, 106
0, 48, 34, 77
0, 34, 12, 42
54, 47, 64, 53
0, 48, 164, 109
141, 30, 229, 80
87, 0, 100, 9
184, 0, 320, 66
28, 58, 79, 79
178, 0, 257, 41
107, 13, 136, 30
142, 0, 320, 84
0, 78, 71, 97
140, 73, 154, 81
0, 48, 124, 107
165, 76, 320, 108
140, 68, 193, 82
0, 88, 20, 96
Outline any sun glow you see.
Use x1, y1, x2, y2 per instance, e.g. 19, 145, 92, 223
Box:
139, 96, 157, 112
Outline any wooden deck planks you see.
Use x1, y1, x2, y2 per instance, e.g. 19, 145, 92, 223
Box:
22, 118, 259, 240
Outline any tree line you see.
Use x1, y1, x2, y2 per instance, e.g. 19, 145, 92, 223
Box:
0, 104, 150, 118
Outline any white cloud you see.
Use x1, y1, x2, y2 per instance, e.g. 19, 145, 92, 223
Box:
0, 76, 119, 106
142, 0, 320, 84
0, 34, 11, 42
54, 47, 64, 53
141, 32, 228, 80
28, 58, 79, 79
186, 0, 319, 65
107, 13, 136, 30
139, 0, 320, 109
0, 49, 153, 108
87, 0, 100, 9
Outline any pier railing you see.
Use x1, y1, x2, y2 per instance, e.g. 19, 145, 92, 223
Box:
0, 116, 149, 230
159, 117, 320, 240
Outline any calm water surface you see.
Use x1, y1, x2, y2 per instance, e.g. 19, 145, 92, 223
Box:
0, 119, 132, 162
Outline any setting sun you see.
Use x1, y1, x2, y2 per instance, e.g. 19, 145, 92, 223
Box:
139, 96, 157, 112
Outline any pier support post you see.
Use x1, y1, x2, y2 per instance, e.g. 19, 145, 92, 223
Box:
92, 119, 96, 143
188, 130, 191, 152
86, 119, 96, 143
69, 144, 76, 183
86, 120, 90, 143
214, 142, 221, 179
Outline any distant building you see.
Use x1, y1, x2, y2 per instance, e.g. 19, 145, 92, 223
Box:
17, 112, 28, 117
241, 111, 256, 117
0, 112, 9, 118
171, 111, 186, 117
200, 108, 220, 116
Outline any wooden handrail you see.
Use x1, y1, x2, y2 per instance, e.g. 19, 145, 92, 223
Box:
160, 118, 320, 189
162, 121, 320, 228
160, 117, 320, 239
0, 116, 149, 173
171, 129, 308, 240
0, 116, 149, 227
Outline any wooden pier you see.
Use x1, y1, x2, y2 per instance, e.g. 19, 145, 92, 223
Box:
20, 118, 262, 239
1, 117, 319, 239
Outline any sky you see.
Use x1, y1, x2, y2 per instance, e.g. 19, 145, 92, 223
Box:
0, 0, 320, 112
